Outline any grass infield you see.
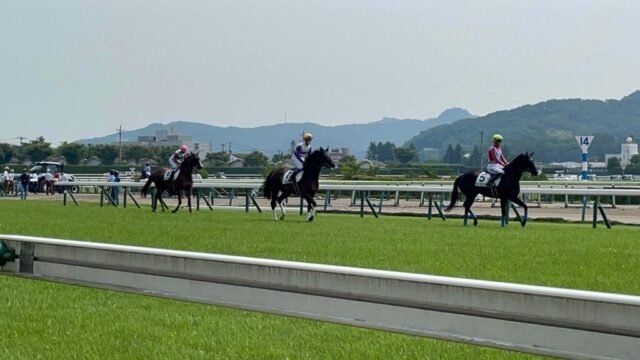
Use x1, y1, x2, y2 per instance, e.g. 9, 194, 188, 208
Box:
1, 201, 638, 359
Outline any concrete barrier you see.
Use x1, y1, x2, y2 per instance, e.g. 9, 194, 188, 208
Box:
1, 234, 639, 359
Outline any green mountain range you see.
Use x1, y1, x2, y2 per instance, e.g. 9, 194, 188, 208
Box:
77, 108, 473, 158
408, 91, 640, 162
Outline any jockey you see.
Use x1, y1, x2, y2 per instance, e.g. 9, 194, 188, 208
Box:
292, 133, 313, 176
486, 134, 509, 186
169, 145, 189, 170
169, 145, 189, 180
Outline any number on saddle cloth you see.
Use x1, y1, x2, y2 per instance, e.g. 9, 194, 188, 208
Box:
283, 170, 303, 185
164, 169, 180, 181
475, 171, 501, 187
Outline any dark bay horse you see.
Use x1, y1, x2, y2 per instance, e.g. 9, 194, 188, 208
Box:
445, 152, 539, 227
141, 152, 203, 213
263, 147, 335, 221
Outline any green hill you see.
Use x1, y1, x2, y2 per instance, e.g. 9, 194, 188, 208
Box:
77, 108, 473, 158
408, 91, 640, 162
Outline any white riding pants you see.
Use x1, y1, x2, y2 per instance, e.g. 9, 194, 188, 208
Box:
292, 157, 304, 170
487, 163, 505, 175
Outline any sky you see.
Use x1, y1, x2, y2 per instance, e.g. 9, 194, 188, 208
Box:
1, 0, 639, 146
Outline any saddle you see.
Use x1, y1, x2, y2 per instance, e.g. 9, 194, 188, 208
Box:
163, 169, 180, 182
475, 171, 501, 188
282, 170, 303, 185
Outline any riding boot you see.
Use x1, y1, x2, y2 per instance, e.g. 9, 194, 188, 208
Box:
291, 169, 301, 195
487, 173, 499, 187
292, 170, 299, 195
487, 174, 500, 197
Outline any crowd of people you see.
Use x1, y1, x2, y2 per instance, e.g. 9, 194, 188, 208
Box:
2, 166, 35, 199
1, 166, 69, 199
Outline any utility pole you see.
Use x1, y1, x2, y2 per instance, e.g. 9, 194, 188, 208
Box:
228, 142, 232, 163
221, 144, 225, 153
116, 125, 125, 164
17, 136, 27, 146
479, 131, 484, 169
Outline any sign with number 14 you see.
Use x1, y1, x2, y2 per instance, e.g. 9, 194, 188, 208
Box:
575, 136, 594, 152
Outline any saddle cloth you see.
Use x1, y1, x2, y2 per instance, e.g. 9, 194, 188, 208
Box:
282, 170, 303, 184
475, 171, 501, 188
163, 169, 180, 181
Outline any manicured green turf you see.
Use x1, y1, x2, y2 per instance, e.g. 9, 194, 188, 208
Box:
1, 200, 638, 359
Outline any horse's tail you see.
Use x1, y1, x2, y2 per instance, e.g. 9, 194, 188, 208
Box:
445, 176, 461, 212
263, 172, 274, 199
141, 176, 153, 197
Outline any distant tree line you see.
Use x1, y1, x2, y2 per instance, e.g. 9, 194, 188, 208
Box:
0, 138, 287, 169
439, 143, 509, 168
365, 141, 417, 164
607, 155, 640, 175
0, 139, 186, 166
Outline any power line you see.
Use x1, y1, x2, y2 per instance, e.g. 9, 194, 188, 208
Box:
17, 136, 28, 146
0, 137, 30, 146
116, 125, 125, 164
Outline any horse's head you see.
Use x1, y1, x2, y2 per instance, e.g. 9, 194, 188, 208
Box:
183, 151, 203, 172
510, 152, 540, 176
305, 147, 336, 170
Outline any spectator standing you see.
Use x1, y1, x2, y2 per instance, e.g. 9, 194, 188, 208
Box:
2, 166, 8, 194
44, 169, 55, 195
109, 170, 121, 206
8, 168, 15, 195
19, 168, 30, 200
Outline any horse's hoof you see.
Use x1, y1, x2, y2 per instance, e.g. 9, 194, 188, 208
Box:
308, 216, 315, 222
473, 219, 478, 226
280, 215, 285, 220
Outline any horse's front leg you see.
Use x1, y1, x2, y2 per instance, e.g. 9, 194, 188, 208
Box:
510, 196, 528, 227
304, 193, 316, 222
173, 191, 182, 213
187, 188, 192, 213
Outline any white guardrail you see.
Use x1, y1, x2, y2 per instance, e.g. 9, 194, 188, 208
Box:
54, 179, 640, 196
1, 235, 639, 359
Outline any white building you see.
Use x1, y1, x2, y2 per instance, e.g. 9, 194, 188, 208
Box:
605, 137, 638, 169
328, 148, 351, 163
621, 137, 638, 168
135, 128, 212, 158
